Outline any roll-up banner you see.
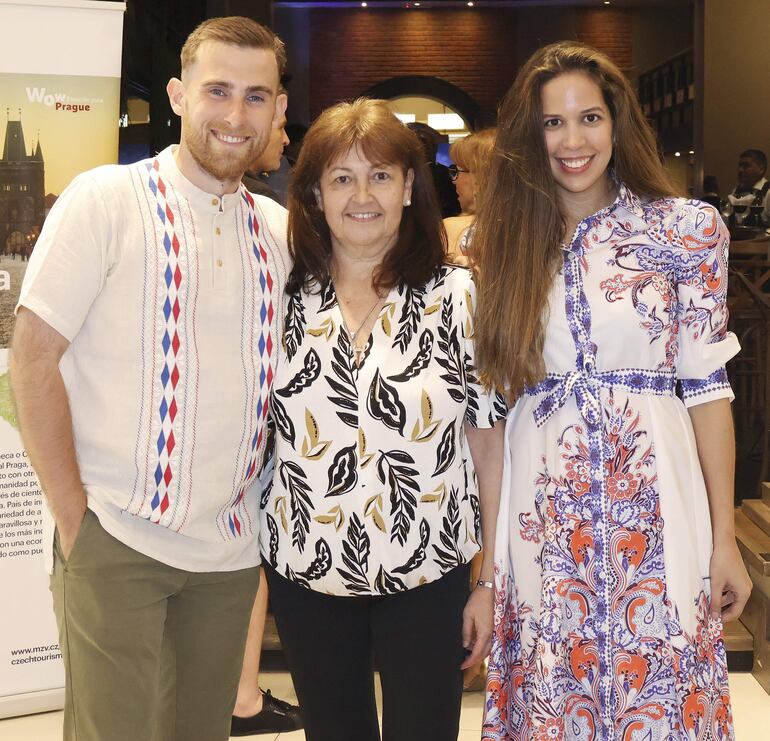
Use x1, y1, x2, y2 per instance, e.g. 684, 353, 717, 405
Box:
0, 0, 125, 718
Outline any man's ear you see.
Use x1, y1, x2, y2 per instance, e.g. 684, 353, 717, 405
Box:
274, 92, 288, 125
166, 78, 185, 117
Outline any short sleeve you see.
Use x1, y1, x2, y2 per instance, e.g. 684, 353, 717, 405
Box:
459, 271, 508, 427
17, 169, 116, 341
673, 201, 740, 406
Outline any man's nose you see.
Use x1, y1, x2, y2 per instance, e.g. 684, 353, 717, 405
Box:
224, 99, 247, 128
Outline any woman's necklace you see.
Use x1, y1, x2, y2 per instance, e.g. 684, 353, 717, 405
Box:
339, 293, 384, 360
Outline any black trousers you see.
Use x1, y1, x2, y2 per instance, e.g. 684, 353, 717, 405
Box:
265, 562, 471, 741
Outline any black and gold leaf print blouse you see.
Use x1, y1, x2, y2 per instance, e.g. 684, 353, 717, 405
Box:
259, 264, 507, 596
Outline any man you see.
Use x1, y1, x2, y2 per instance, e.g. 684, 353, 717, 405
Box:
725, 148, 770, 228
242, 109, 290, 205
10, 17, 289, 741
407, 121, 461, 218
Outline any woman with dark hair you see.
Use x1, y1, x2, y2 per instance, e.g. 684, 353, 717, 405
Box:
473, 43, 752, 739
259, 98, 506, 741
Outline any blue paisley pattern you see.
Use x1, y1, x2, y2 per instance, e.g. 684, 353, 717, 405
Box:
484, 186, 740, 741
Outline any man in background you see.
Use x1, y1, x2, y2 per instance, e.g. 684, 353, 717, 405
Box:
243, 108, 290, 205
726, 148, 770, 228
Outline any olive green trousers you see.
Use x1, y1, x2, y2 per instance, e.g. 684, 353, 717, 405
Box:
51, 509, 259, 741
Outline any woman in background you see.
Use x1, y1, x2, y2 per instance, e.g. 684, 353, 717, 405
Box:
444, 128, 496, 261
473, 42, 751, 740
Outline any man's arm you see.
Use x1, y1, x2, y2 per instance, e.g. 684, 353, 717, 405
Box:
10, 307, 87, 559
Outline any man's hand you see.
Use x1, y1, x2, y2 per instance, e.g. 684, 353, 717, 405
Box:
56, 500, 88, 561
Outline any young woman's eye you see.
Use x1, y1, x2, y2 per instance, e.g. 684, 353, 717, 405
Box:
544, 118, 561, 128
584, 113, 602, 124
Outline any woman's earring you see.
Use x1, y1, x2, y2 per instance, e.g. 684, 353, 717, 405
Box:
404, 199, 411, 206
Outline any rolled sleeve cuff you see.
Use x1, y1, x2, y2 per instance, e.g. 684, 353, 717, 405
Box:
680, 367, 735, 407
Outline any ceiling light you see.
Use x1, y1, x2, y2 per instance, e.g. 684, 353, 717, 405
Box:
688, 150, 695, 155
428, 113, 465, 131
467, 1, 475, 6
674, 152, 681, 157
361, 1, 367, 5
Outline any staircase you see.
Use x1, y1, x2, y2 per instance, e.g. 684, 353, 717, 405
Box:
734, 484, 770, 693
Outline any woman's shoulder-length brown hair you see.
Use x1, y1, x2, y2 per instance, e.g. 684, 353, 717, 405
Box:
286, 98, 446, 295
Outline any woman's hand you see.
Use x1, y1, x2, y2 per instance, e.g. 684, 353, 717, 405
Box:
461, 585, 494, 669
709, 540, 752, 623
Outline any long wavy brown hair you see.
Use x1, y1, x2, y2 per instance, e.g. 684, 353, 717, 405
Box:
473, 41, 676, 401
286, 98, 445, 295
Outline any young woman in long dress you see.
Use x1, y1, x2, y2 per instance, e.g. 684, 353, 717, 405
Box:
473, 42, 753, 741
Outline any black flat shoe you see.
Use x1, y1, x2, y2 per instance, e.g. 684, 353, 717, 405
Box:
230, 689, 303, 736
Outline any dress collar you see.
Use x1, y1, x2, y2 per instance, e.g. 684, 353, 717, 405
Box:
563, 181, 645, 255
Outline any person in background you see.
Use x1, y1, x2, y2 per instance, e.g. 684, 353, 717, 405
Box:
232, 105, 302, 739
284, 122, 308, 166
230, 573, 302, 736
725, 148, 770, 228
702, 174, 721, 210
444, 128, 496, 262
10, 17, 289, 741
243, 110, 291, 205
261, 98, 506, 741
407, 121, 461, 218
474, 41, 751, 740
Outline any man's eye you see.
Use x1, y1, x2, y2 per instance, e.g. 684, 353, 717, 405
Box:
211, 88, 226, 97
247, 95, 265, 104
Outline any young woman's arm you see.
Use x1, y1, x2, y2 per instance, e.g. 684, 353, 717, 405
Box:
688, 397, 752, 622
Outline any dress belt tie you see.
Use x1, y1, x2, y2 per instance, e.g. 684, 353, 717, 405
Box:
526, 368, 677, 427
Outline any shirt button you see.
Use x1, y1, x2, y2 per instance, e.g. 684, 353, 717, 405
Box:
215, 227, 221, 236
211, 197, 219, 206
216, 259, 223, 267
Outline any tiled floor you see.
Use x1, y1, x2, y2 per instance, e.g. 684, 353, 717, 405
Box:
0, 671, 768, 740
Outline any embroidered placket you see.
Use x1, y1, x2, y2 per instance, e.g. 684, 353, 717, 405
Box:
523, 218, 676, 739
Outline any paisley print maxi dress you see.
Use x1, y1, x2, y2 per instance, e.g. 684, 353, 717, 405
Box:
483, 186, 740, 741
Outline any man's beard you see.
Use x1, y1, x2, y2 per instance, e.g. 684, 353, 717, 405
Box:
183, 120, 268, 182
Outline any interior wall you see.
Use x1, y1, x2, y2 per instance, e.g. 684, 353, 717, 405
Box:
631, 5, 694, 79
275, 6, 311, 125
702, 0, 770, 197
307, 8, 519, 122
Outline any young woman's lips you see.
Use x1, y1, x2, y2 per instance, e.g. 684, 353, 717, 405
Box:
558, 155, 594, 174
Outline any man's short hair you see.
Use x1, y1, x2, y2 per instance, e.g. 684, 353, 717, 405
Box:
740, 149, 768, 171
181, 16, 287, 78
